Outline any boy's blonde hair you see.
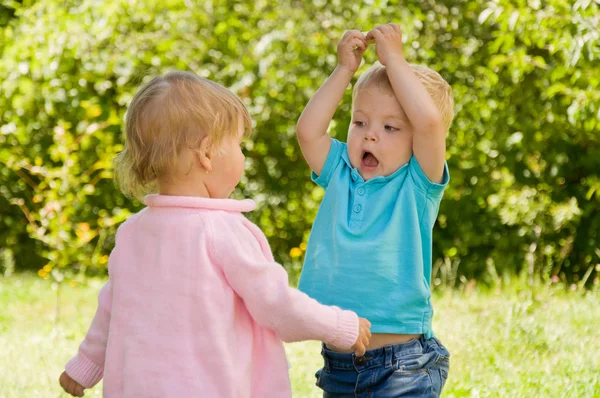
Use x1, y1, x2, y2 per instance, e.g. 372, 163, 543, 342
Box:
114, 71, 251, 199
352, 64, 454, 133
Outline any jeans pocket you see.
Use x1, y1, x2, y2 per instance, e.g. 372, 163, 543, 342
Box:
438, 358, 449, 389
432, 343, 450, 375
427, 368, 447, 397
315, 367, 358, 395
393, 353, 432, 375
387, 365, 432, 396
431, 337, 451, 358
432, 349, 450, 392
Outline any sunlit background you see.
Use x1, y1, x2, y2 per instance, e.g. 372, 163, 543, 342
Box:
1, 0, 599, 396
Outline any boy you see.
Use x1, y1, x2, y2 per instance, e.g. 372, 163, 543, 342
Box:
297, 24, 454, 397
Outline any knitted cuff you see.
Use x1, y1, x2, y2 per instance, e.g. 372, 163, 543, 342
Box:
330, 309, 359, 350
65, 352, 103, 388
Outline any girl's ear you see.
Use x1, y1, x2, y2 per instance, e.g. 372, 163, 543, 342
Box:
195, 136, 213, 172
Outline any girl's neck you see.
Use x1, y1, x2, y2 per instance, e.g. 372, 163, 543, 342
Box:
158, 179, 211, 198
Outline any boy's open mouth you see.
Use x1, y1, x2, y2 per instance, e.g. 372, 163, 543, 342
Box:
361, 151, 379, 168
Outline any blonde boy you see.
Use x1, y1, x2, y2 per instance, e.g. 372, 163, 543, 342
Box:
297, 24, 454, 396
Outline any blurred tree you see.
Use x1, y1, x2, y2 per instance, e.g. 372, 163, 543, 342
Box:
0, 0, 598, 286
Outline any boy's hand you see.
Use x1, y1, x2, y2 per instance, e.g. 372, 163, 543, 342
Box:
366, 23, 404, 66
59, 371, 85, 397
337, 30, 368, 73
351, 317, 372, 357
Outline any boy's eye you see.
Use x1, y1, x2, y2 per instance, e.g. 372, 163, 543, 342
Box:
353, 121, 365, 127
384, 125, 398, 131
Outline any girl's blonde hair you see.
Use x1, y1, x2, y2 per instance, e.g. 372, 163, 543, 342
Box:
352, 63, 454, 133
114, 71, 251, 199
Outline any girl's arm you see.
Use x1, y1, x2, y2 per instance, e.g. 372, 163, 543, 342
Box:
208, 216, 369, 353
64, 280, 112, 388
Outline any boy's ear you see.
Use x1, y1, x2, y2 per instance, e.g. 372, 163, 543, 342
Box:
195, 136, 213, 172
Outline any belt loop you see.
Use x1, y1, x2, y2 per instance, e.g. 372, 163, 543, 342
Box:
384, 346, 393, 368
420, 334, 428, 351
321, 346, 330, 372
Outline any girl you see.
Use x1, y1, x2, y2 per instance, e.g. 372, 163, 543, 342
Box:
59, 71, 371, 397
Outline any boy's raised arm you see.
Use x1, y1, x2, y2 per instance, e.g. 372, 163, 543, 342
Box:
367, 24, 447, 184
296, 30, 367, 176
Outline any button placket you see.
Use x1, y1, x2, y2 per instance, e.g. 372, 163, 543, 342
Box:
350, 184, 366, 225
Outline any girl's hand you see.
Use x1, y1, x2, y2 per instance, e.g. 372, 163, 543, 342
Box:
366, 23, 404, 66
337, 30, 368, 73
351, 317, 372, 357
59, 371, 85, 397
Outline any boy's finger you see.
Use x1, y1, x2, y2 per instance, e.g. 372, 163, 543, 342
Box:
374, 24, 388, 33
351, 29, 366, 39
382, 23, 395, 32
348, 36, 366, 48
344, 29, 364, 41
366, 28, 383, 41
388, 22, 401, 33
350, 38, 366, 50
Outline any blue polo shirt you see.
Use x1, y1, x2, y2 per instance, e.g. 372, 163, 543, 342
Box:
298, 139, 449, 338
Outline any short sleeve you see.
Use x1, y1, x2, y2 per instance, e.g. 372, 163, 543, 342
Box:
311, 139, 345, 189
408, 155, 450, 197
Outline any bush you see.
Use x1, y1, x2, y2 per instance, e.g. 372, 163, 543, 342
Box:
1, 0, 599, 285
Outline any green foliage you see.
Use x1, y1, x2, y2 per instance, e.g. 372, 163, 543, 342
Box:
0, 0, 599, 285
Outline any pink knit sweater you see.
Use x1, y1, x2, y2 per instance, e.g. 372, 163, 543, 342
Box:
65, 195, 359, 397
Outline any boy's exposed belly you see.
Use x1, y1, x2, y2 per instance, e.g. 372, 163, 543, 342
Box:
327, 333, 423, 353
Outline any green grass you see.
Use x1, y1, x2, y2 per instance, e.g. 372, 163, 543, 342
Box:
1, 274, 599, 397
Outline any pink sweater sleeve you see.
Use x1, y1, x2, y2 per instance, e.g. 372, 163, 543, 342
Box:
208, 215, 359, 349
64, 280, 112, 388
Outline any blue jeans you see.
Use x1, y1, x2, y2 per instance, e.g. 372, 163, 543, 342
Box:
315, 336, 450, 398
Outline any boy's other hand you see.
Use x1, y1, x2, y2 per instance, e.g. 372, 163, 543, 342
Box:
366, 23, 404, 66
59, 371, 85, 397
337, 30, 368, 73
352, 317, 372, 357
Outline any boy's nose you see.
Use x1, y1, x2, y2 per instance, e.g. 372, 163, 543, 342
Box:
364, 131, 378, 142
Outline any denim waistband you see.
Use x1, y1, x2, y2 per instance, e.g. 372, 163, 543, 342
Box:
321, 336, 444, 372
